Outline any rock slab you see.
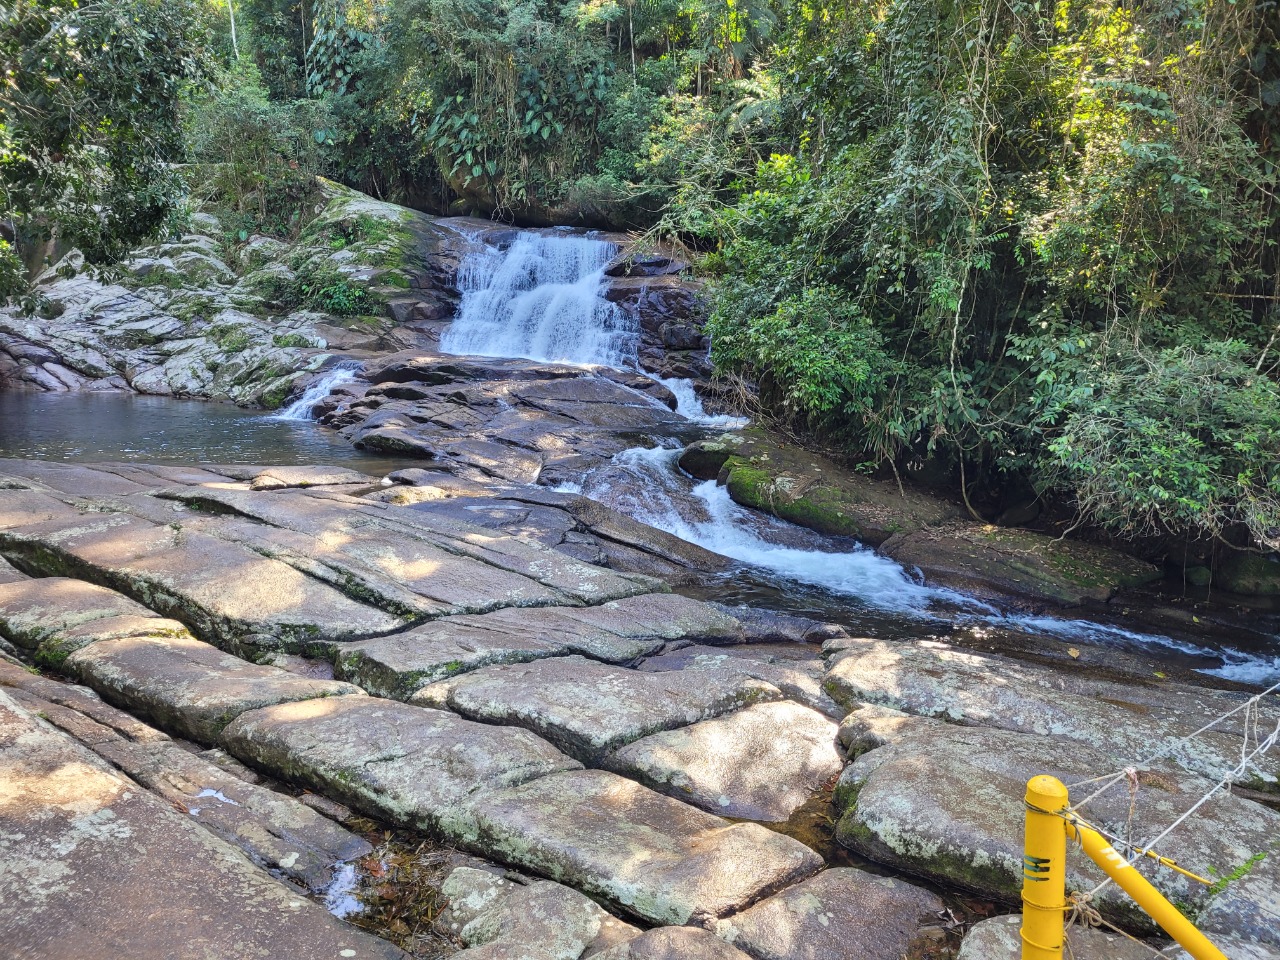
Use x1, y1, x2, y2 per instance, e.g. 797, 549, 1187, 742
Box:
0, 690, 404, 960
470, 769, 823, 926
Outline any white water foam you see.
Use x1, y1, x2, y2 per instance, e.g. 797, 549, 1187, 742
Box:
584, 446, 1280, 680
588, 447, 946, 613
441, 232, 638, 368
275, 362, 362, 421
657, 376, 750, 428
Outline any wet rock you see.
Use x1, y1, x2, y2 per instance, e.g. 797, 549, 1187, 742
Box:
833, 716, 1280, 931
336, 594, 749, 699
0, 690, 406, 960
65, 633, 361, 743
678, 436, 745, 481
607, 701, 841, 821
957, 914, 1157, 960
823, 637, 1280, 791
440, 867, 641, 959
717, 431, 961, 545
415, 655, 783, 762
220, 695, 580, 838
709, 604, 848, 645
471, 768, 823, 926
712, 867, 945, 960
1215, 551, 1280, 596
593, 928, 753, 960
881, 522, 1162, 606
603, 253, 689, 279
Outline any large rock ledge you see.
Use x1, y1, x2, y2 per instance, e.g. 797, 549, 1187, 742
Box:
0, 689, 405, 960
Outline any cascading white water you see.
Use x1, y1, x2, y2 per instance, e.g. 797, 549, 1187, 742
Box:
584, 446, 1280, 679
657, 377, 750, 428
440, 232, 638, 367
275, 362, 362, 421
584, 447, 953, 614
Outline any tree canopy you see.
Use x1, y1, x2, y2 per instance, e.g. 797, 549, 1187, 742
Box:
6, 0, 1280, 553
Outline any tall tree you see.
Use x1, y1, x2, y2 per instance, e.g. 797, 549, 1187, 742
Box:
0, 0, 211, 295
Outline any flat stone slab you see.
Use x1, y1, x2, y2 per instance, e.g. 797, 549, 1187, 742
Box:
592, 927, 754, 960
824, 637, 1280, 791
415, 655, 782, 761
0, 657, 169, 745
957, 914, 1160, 960
336, 594, 750, 699
0, 577, 164, 650
0, 491, 407, 647
640, 644, 842, 718
100, 736, 371, 892
249, 466, 378, 490
471, 769, 823, 926
0, 690, 405, 960
608, 701, 841, 821
220, 695, 580, 838
0, 556, 27, 583
440, 866, 641, 959
167, 484, 657, 609
64, 633, 362, 743
713, 867, 945, 960
834, 712, 1280, 931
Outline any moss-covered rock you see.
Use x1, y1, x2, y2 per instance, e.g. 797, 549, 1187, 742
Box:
1216, 552, 1280, 596
712, 430, 961, 545
880, 522, 1161, 606
0, 177, 468, 406
677, 434, 745, 480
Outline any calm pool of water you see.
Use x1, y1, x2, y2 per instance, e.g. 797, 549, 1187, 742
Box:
0, 390, 406, 474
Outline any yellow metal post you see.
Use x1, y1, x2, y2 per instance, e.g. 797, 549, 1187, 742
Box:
1022, 775, 1069, 960
1068, 819, 1228, 960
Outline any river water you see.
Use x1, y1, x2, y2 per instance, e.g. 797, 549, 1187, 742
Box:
3, 225, 1279, 684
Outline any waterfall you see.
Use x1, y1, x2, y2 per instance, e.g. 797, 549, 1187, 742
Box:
275, 362, 362, 421
439, 232, 638, 367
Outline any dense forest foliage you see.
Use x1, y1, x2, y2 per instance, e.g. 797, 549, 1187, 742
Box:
4, 0, 1280, 555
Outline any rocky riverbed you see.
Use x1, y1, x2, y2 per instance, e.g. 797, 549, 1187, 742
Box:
2, 184, 1280, 960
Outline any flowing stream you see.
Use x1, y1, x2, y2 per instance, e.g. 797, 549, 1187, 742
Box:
274, 361, 362, 421
437, 229, 1280, 685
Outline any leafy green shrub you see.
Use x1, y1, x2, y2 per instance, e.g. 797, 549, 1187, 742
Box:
296, 265, 380, 316
209, 324, 253, 353
272, 332, 314, 348
183, 62, 332, 238
1041, 342, 1280, 547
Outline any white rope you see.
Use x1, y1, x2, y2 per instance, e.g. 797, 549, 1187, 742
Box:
1079, 715, 1280, 901
1068, 678, 1280, 812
